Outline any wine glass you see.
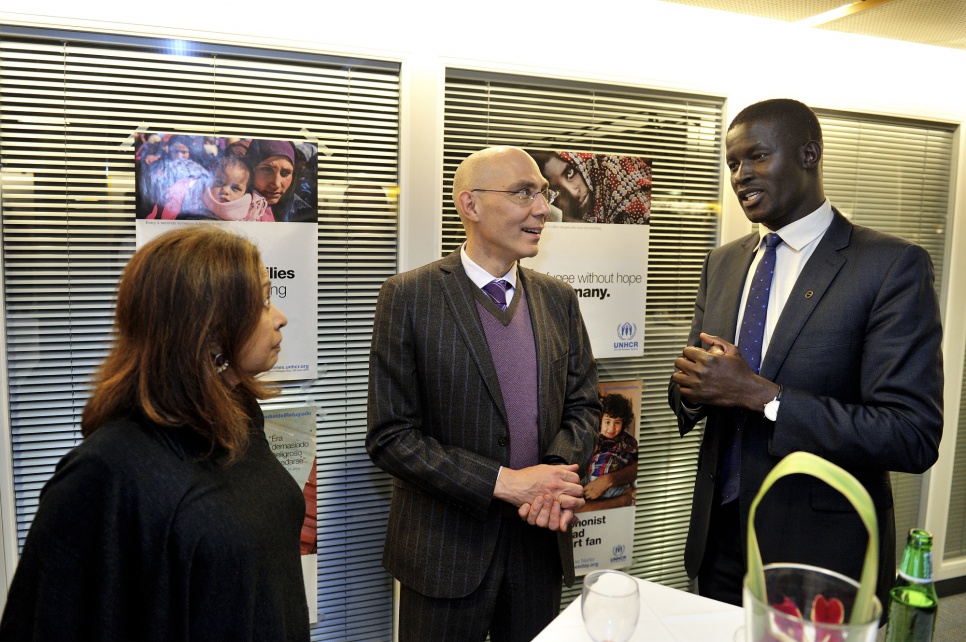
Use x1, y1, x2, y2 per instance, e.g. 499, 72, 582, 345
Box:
581, 570, 640, 642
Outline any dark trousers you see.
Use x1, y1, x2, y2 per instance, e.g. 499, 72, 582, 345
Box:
398, 508, 562, 642
697, 498, 744, 607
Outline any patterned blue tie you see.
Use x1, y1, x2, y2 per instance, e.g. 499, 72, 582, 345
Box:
720, 232, 782, 504
737, 233, 782, 374
482, 279, 510, 310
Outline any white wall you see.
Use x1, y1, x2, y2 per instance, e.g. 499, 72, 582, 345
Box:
2, 0, 966, 581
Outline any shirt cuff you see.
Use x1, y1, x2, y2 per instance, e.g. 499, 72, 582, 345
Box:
681, 399, 703, 415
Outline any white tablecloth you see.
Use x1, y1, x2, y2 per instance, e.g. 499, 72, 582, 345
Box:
534, 577, 743, 642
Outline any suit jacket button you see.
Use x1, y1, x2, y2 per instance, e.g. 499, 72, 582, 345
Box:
498, 436, 508, 447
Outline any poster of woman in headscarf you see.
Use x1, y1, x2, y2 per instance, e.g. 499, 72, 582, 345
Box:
134, 133, 318, 381
135, 134, 317, 223
526, 151, 651, 224
521, 150, 650, 358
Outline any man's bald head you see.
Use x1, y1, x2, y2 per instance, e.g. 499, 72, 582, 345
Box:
450, 146, 550, 277
452, 146, 537, 213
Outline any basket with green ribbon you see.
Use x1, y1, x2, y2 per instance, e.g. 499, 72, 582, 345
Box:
743, 452, 882, 642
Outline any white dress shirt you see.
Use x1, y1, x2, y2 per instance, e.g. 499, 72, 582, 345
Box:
736, 199, 835, 365
460, 243, 517, 305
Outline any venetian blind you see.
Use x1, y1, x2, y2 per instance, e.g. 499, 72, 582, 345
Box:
815, 109, 954, 562
0, 27, 399, 642
442, 69, 725, 597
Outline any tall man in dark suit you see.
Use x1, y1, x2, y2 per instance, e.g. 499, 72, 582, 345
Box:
669, 99, 943, 610
367, 146, 600, 641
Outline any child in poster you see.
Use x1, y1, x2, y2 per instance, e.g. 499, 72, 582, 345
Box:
572, 380, 641, 574
134, 133, 319, 381
148, 155, 274, 222
579, 391, 639, 513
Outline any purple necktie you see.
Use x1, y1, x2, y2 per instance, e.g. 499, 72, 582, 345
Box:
482, 279, 510, 310
720, 232, 782, 504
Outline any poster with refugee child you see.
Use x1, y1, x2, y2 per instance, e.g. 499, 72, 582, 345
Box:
572, 379, 641, 575
521, 150, 650, 359
134, 133, 318, 381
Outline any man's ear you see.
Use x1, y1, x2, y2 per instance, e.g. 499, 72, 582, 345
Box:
802, 140, 822, 169
457, 190, 481, 223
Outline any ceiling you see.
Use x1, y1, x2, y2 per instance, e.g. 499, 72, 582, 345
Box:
660, 0, 966, 51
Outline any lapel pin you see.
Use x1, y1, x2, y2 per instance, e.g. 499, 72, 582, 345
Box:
805, 291, 814, 299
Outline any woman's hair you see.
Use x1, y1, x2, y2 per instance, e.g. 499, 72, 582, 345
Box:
600, 393, 634, 429
81, 226, 275, 459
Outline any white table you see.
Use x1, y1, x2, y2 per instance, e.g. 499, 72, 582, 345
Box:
534, 577, 744, 642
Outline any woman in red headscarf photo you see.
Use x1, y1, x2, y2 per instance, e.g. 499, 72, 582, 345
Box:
528, 150, 651, 224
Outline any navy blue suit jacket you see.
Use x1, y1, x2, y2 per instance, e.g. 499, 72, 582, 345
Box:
668, 210, 943, 608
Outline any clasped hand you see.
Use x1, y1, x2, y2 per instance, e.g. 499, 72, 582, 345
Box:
671, 333, 760, 410
494, 463, 583, 532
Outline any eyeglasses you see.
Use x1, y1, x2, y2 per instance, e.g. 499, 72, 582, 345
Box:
472, 188, 558, 206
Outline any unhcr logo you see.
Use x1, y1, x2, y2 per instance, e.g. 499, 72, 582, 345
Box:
611, 543, 627, 563
617, 322, 637, 341
614, 322, 639, 350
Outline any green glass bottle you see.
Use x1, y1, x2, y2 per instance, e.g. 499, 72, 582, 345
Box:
884, 529, 938, 642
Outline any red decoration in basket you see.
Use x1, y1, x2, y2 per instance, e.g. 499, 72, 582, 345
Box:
811, 595, 845, 623
770, 596, 804, 640
811, 595, 845, 642
771, 596, 802, 618
765, 594, 846, 642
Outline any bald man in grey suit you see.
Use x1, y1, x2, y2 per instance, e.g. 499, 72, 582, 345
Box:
367, 146, 600, 641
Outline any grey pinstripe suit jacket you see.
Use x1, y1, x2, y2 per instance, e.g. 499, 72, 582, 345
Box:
366, 250, 600, 599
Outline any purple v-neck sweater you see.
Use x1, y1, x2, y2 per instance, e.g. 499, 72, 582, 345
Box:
477, 287, 539, 469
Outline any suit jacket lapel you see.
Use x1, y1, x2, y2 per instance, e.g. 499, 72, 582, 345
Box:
517, 268, 553, 446
761, 211, 852, 380
714, 233, 759, 344
438, 252, 508, 424
519, 268, 579, 587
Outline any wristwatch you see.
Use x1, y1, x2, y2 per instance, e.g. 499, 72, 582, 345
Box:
764, 384, 783, 421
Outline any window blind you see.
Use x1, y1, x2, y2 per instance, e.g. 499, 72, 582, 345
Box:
818, 111, 951, 292
442, 69, 725, 597
0, 27, 399, 641
815, 109, 954, 562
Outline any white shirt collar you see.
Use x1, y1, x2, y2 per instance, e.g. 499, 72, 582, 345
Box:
757, 198, 834, 252
460, 243, 517, 290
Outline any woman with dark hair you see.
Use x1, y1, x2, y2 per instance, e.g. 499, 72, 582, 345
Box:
528, 149, 651, 224
0, 227, 310, 641
249, 139, 316, 223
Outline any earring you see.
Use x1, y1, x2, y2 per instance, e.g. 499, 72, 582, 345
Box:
214, 353, 229, 373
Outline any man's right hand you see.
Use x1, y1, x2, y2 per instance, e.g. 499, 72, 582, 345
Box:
517, 494, 577, 531
671, 333, 779, 412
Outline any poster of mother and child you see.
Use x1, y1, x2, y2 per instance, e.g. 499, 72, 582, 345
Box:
133, 133, 319, 381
